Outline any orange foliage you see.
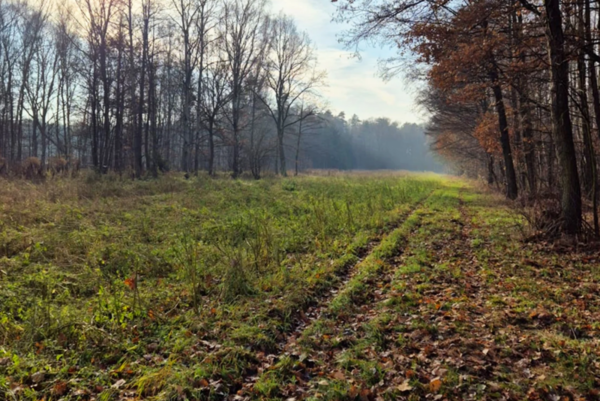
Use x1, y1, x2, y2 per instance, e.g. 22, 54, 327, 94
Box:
473, 111, 501, 154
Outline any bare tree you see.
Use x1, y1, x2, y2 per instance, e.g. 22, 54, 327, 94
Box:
134, 0, 160, 177
172, 0, 200, 173
54, 5, 79, 163
200, 56, 231, 176
221, 0, 267, 177
79, 0, 120, 171
0, 0, 338, 183
25, 14, 59, 169
16, 1, 47, 162
0, 1, 21, 166
294, 103, 322, 176
256, 14, 323, 177
192, 0, 218, 174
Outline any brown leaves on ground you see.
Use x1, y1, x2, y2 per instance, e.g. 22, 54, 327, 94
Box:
4, 184, 600, 401
244, 189, 600, 401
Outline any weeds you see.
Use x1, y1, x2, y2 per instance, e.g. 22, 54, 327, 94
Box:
0, 172, 440, 400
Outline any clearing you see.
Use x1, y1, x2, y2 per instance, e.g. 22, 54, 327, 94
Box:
0, 173, 599, 400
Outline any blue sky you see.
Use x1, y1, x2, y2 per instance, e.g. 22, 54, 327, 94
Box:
273, 0, 423, 124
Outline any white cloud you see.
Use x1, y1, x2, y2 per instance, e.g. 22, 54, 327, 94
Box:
272, 0, 325, 24
270, 0, 422, 124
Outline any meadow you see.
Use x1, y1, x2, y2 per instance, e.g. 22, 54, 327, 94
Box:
0, 172, 440, 400
1, 173, 599, 400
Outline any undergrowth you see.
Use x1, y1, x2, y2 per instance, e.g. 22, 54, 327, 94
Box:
0, 172, 441, 400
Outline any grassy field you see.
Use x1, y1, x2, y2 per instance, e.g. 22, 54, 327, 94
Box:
1, 173, 599, 400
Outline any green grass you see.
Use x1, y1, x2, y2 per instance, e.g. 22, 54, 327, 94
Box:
253, 180, 600, 401
5, 173, 596, 401
0, 171, 442, 400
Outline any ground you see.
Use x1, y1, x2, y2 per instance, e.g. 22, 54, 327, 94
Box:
0, 172, 599, 401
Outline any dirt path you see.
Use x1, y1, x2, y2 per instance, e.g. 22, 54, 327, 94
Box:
231, 183, 600, 401
236, 193, 435, 399
274, 192, 433, 352
180, 192, 436, 401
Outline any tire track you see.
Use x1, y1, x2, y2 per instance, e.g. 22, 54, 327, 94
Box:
279, 192, 434, 347
295, 186, 467, 400
240, 192, 436, 399
188, 193, 436, 401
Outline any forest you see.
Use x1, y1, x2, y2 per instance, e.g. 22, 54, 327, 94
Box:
0, 0, 440, 180
334, 0, 600, 235
2, 0, 600, 400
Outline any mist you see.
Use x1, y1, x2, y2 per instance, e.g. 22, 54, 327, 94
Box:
295, 111, 446, 174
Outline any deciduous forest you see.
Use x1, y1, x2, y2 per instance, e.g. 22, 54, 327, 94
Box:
0, 0, 440, 180
1, 0, 600, 400
335, 0, 600, 234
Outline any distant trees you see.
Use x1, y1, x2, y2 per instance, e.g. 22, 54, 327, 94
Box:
221, 0, 268, 178
299, 114, 442, 173
0, 0, 442, 187
0, 0, 328, 179
258, 14, 324, 177
334, 0, 600, 234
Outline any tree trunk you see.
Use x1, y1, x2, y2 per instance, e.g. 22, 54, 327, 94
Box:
114, 29, 124, 174
135, 12, 149, 179
489, 65, 518, 200
577, 2, 594, 197
545, 0, 582, 233
518, 88, 537, 193
487, 154, 495, 185
585, 0, 599, 234
149, 54, 159, 178
514, 12, 537, 193
295, 116, 303, 177
100, 35, 111, 174
91, 66, 99, 169
208, 119, 215, 176
278, 128, 287, 177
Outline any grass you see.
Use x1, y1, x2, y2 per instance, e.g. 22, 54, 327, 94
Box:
2, 172, 599, 400
251, 180, 600, 401
0, 171, 441, 400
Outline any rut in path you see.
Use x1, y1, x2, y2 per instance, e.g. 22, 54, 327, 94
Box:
237, 192, 434, 398
282, 187, 489, 400
272, 193, 434, 350
240, 187, 476, 400
232, 185, 600, 401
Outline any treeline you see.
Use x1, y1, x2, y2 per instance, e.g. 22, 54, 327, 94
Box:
335, 0, 600, 234
0, 0, 441, 180
0, 0, 325, 179
299, 113, 444, 173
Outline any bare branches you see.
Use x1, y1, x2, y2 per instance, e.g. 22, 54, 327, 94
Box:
251, 14, 324, 176
0, 0, 347, 179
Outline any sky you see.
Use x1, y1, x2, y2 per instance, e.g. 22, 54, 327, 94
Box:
273, 0, 424, 125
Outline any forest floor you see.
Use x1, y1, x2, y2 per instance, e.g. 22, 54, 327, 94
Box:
0, 172, 599, 401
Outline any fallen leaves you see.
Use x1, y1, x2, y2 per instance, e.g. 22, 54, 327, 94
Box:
249, 192, 600, 400
429, 377, 442, 392
52, 380, 68, 396
331, 371, 345, 380
397, 380, 413, 392
31, 371, 45, 384
4, 186, 600, 401
111, 379, 126, 389
124, 277, 136, 290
